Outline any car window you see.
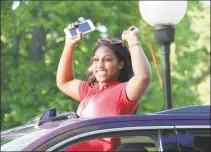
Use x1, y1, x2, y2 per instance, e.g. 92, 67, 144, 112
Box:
1, 139, 13, 146
159, 129, 178, 152
119, 135, 157, 151
51, 129, 159, 151
176, 129, 195, 151
191, 129, 210, 152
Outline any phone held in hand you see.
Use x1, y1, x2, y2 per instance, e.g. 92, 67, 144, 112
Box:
64, 19, 95, 38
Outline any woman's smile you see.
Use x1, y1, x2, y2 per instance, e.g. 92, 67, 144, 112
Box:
96, 70, 107, 76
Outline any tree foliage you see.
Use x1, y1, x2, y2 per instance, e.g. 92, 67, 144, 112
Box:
1, 1, 210, 130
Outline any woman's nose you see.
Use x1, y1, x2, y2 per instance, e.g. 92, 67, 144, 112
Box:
97, 60, 104, 68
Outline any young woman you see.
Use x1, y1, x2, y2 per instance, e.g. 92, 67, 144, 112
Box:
56, 23, 152, 151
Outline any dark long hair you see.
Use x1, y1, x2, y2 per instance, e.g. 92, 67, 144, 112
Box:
87, 40, 134, 86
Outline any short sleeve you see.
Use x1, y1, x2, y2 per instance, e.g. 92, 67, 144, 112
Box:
79, 81, 90, 101
118, 82, 139, 115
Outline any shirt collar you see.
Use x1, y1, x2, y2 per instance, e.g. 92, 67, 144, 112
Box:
93, 81, 120, 91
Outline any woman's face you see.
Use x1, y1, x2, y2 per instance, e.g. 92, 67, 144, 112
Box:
91, 46, 124, 83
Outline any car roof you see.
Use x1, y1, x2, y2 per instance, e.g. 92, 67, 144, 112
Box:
156, 105, 210, 114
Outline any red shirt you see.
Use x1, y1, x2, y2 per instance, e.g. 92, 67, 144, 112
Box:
66, 81, 138, 151
77, 81, 138, 118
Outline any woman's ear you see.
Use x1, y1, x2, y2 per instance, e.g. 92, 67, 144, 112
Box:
118, 61, 125, 70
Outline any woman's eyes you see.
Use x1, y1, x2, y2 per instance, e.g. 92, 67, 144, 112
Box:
92, 58, 99, 62
92, 58, 113, 62
104, 58, 113, 62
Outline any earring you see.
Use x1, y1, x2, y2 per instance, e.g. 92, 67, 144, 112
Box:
118, 66, 123, 70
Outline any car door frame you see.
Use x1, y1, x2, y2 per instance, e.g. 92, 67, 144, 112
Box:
43, 119, 176, 152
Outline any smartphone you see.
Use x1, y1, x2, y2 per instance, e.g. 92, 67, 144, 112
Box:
64, 19, 95, 38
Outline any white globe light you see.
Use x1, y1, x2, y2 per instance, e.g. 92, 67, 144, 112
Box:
200, 0, 210, 7
139, 1, 188, 26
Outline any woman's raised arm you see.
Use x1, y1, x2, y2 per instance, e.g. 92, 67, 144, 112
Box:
122, 26, 152, 102
56, 25, 82, 101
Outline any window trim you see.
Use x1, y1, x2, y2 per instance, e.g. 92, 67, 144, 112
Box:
175, 125, 210, 129
46, 126, 174, 151
158, 130, 163, 152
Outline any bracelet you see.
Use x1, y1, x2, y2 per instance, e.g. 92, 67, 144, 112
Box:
129, 42, 141, 51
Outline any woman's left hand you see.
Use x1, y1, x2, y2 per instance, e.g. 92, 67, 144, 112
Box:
121, 26, 140, 43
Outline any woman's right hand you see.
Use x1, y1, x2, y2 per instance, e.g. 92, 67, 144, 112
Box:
65, 23, 83, 45
121, 26, 140, 44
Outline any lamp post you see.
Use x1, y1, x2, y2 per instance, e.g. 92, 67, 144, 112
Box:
138, 1, 187, 109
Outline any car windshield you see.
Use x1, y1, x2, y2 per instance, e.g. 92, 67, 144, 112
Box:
1, 111, 79, 148
1, 129, 51, 151
1, 117, 82, 151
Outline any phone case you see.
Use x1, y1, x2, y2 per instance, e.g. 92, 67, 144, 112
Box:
64, 19, 95, 38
